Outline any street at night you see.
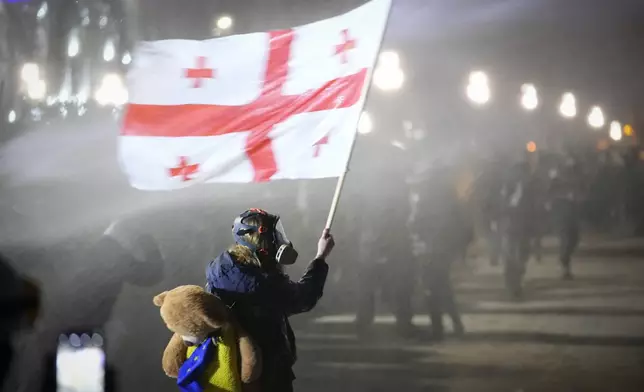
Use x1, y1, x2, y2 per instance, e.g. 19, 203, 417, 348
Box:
3, 1, 644, 392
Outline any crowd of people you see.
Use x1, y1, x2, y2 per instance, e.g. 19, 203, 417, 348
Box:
334, 131, 644, 341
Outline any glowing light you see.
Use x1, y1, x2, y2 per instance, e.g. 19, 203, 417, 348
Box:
95, 73, 128, 106
373, 66, 404, 91
610, 121, 622, 141
76, 89, 88, 104
216, 15, 233, 30
588, 106, 605, 129
121, 52, 132, 65
373, 51, 404, 92
103, 40, 115, 62
624, 124, 634, 137
99, 15, 108, 28
559, 92, 576, 118
521, 83, 538, 111
8, 110, 17, 124
58, 88, 70, 103
378, 51, 400, 69
526, 141, 537, 153
37, 2, 48, 20
27, 80, 47, 100
67, 33, 80, 58
358, 111, 373, 134
466, 70, 491, 105
21, 63, 39, 83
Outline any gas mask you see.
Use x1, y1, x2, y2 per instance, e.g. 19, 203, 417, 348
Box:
232, 209, 299, 266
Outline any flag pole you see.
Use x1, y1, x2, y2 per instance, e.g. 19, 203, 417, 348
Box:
325, 0, 394, 230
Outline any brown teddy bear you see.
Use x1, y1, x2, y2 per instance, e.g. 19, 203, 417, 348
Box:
153, 285, 261, 392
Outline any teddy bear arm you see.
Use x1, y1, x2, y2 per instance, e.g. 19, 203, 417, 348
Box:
236, 327, 262, 384
162, 333, 188, 378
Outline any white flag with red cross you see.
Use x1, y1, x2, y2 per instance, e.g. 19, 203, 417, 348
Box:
120, 0, 391, 190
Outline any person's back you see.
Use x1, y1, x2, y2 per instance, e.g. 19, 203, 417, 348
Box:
205, 209, 334, 391
414, 166, 466, 257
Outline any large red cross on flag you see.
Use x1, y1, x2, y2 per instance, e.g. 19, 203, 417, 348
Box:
120, 0, 391, 190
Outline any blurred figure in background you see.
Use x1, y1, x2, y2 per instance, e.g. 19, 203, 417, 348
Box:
352, 136, 416, 339
0, 253, 40, 389
475, 158, 506, 267
498, 155, 537, 299
411, 160, 467, 340
548, 153, 583, 280
530, 151, 556, 263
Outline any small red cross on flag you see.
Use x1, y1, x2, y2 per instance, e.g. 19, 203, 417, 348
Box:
120, 0, 392, 190
335, 29, 356, 64
184, 56, 216, 88
168, 156, 199, 181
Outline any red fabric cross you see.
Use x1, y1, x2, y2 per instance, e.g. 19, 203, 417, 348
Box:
184, 56, 216, 88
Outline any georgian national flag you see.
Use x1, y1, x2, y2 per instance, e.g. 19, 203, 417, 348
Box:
120, 0, 391, 190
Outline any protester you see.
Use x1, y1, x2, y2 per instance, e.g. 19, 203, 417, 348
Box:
411, 163, 466, 340
549, 154, 583, 280
205, 209, 334, 392
351, 137, 416, 339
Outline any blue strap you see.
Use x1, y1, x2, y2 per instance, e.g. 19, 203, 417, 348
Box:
177, 339, 216, 392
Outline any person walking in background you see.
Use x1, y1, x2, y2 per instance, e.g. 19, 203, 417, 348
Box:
351, 137, 416, 339
412, 162, 466, 340
549, 154, 583, 280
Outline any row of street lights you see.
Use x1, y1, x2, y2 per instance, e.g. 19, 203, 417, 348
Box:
465, 70, 629, 142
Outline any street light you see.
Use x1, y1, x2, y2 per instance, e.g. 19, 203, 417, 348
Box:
378, 51, 400, 68
121, 51, 132, 65
520, 83, 538, 111
27, 80, 47, 101
95, 73, 128, 106
559, 92, 576, 118
526, 141, 537, 153
466, 70, 491, 105
7, 110, 17, 124
373, 51, 404, 92
103, 40, 115, 62
216, 15, 233, 30
37, 2, 48, 20
373, 66, 404, 91
67, 32, 80, 58
213, 15, 233, 36
21, 63, 40, 84
588, 106, 605, 129
358, 111, 373, 134
610, 121, 622, 141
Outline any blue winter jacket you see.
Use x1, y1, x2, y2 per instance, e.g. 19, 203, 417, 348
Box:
205, 252, 329, 389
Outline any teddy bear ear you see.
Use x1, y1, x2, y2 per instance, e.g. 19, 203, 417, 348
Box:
153, 291, 168, 307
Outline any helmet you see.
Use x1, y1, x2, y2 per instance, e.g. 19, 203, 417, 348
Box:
232, 208, 298, 265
